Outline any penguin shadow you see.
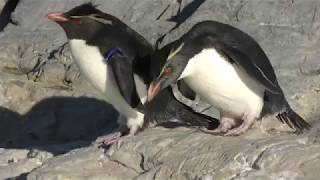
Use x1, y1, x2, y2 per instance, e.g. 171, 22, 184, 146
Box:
0, 96, 118, 155
168, 0, 206, 29
0, 0, 20, 31
155, 0, 206, 47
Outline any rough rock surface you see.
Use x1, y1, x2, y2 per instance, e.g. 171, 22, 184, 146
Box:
0, 0, 319, 179
28, 126, 320, 180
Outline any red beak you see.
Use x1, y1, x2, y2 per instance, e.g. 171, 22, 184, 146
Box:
147, 82, 161, 102
47, 12, 68, 22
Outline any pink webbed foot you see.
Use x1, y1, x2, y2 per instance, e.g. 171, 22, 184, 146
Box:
95, 126, 143, 146
95, 131, 123, 146
224, 119, 255, 136
200, 116, 256, 136
200, 117, 236, 135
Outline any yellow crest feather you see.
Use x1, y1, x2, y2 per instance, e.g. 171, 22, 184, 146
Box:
70, 14, 113, 25
167, 42, 184, 61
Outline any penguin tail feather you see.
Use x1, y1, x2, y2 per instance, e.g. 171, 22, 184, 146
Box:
276, 107, 311, 134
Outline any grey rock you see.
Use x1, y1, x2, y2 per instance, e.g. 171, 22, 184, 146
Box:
28, 125, 320, 180
301, 55, 320, 76
28, 147, 138, 180
299, 40, 320, 76
0, 45, 20, 72
64, 62, 80, 86
37, 61, 66, 85
0, 148, 53, 179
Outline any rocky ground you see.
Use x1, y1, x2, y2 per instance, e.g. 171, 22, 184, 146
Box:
0, 0, 320, 179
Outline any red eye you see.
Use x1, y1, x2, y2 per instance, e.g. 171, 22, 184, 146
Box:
72, 19, 82, 25
164, 68, 172, 76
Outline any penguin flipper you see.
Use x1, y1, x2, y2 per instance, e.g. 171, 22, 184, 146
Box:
177, 80, 196, 100
215, 42, 281, 94
108, 55, 143, 110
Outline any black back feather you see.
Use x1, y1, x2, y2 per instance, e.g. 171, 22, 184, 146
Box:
64, 3, 100, 17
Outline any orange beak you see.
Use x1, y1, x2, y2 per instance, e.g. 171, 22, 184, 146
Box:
47, 12, 68, 22
147, 82, 161, 102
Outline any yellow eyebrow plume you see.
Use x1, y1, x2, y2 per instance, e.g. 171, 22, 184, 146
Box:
70, 14, 113, 25
167, 42, 184, 61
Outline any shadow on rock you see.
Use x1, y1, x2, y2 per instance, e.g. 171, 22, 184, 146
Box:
0, 0, 20, 31
0, 96, 118, 155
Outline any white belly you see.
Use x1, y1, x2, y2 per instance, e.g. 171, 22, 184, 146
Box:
69, 39, 144, 128
182, 49, 265, 119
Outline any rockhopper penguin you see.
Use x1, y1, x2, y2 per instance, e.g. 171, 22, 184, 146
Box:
147, 21, 311, 136
47, 4, 219, 143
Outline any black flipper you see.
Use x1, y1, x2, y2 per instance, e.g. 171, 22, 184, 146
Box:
214, 42, 281, 94
177, 80, 196, 100
276, 107, 311, 133
144, 88, 220, 129
107, 54, 143, 111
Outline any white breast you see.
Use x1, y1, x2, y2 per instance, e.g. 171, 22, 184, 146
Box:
181, 48, 265, 119
69, 39, 143, 121
133, 74, 148, 104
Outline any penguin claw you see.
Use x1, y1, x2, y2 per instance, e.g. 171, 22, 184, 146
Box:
224, 122, 252, 136
199, 122, 232, 136
95, 131, 122, 146
199, 118, 237, 136
200, 120, 254, 136
95, 126, 144, 147
199, 127, 225, 135
224, 130, 242, 136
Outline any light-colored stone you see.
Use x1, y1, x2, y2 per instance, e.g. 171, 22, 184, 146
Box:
28, 126, 320, 180
28, 147, 138, 180
0, 148, 53, 179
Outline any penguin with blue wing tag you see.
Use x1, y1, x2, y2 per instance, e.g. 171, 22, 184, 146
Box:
48, 3, 219, 144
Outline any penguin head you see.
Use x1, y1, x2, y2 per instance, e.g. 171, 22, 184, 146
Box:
147, 43, 190, 102
47, 3, 113, 40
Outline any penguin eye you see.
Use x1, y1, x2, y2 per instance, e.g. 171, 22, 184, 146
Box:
68, 16, 82, 25
163, 67, 173, 76
72, 18, 82, 25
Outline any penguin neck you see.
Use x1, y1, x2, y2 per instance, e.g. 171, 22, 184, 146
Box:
179, 59, 195, 80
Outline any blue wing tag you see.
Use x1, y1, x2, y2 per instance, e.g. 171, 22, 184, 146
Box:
103, 48, 123, 63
